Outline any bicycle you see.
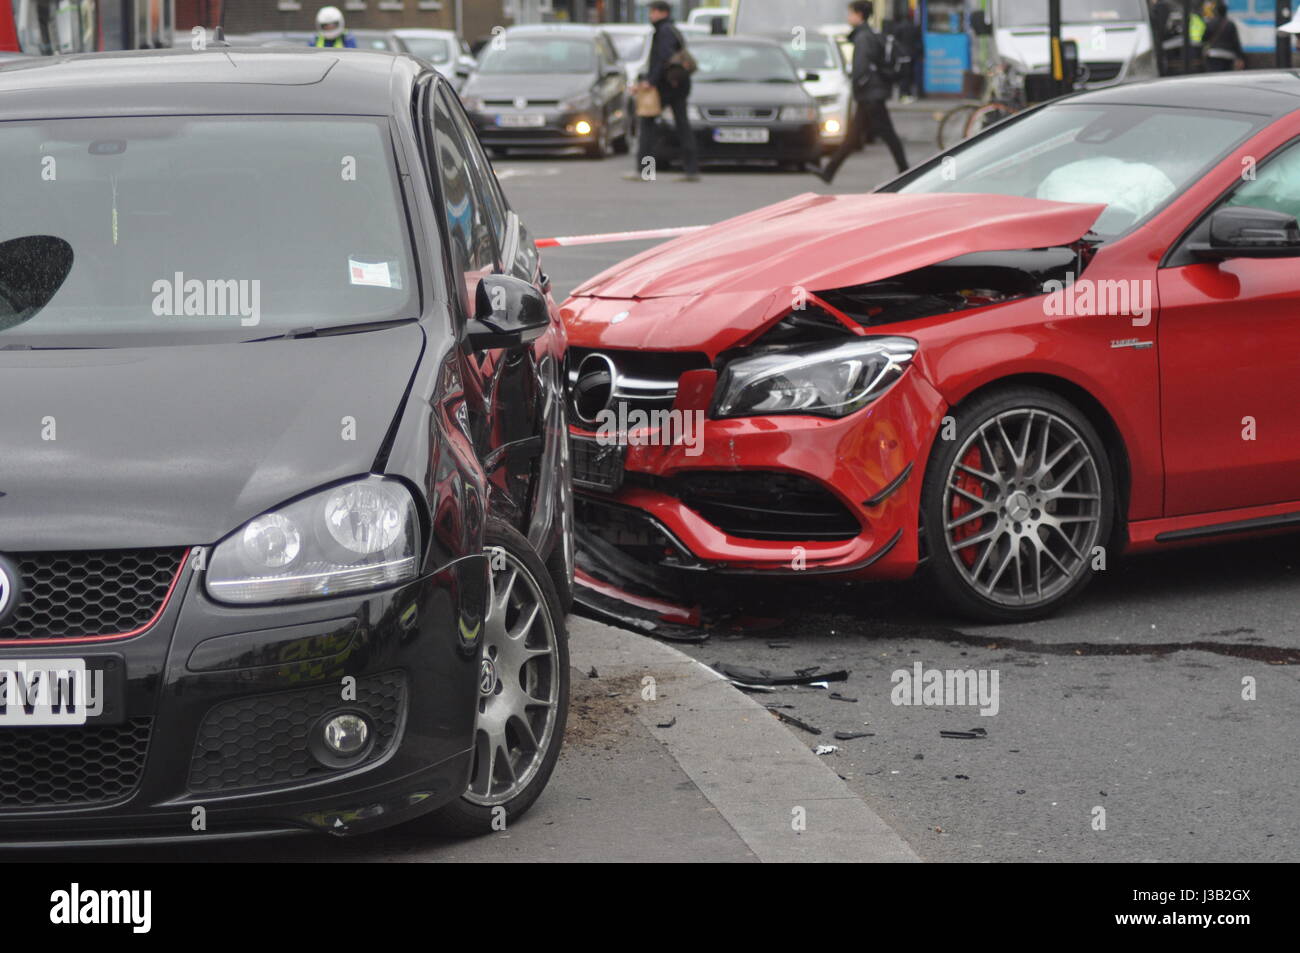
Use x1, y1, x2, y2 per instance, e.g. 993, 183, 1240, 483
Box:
936, 63, 1024, 150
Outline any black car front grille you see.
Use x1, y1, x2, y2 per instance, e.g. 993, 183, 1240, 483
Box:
571, 434, 627, 493
702, 106, 779, 121
650, 471, 861, 541
188, 672, 407, 794
0, 549, 186, 642
567, 348, 712, 425
0, 717, 152, 809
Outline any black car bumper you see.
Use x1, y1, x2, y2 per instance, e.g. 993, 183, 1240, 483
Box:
0, 550, 486, 845
468, 109, 603, 150
654, 118, 822, 164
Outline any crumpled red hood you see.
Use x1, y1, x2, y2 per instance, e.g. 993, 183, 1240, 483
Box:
563, 192, 1104, 358
571, 191, 1103, 298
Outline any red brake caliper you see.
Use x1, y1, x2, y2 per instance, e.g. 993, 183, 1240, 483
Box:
950, 445, 986, 568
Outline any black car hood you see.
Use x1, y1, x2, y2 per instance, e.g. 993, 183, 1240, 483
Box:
0, 324, 424, 551
688, 80, 812, 107
462, 72, 593, 101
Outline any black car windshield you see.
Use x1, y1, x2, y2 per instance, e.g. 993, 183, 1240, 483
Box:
478, 37, 597, 74
0, 115, 418, 347
694, 42, 800, 82
401, 36, 452, 63
889, 103, 1261, 239
996, 0, 1146, 27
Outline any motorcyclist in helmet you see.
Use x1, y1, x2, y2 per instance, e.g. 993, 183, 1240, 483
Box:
311, 6, 356, 48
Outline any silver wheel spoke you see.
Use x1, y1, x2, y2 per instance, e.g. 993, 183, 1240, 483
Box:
465, 545, 560, 808
943, 407, 1103, 609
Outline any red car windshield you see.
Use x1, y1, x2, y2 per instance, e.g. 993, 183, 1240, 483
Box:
892, 103, 1262, 239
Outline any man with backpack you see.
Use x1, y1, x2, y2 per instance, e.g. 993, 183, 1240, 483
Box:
628, 0, 700, 182
818, 0, 909, 184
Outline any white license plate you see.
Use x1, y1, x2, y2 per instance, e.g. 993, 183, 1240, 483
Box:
496, 113, 546, 128
713, 126, 770, 144
0, 659, 97, 726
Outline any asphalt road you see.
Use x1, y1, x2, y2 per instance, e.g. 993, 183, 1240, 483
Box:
500, 141, 1300, 863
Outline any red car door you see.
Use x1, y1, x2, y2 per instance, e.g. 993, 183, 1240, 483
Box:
1158, 138, 1300, 517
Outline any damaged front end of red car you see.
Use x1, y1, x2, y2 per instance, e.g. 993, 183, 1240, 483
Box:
560, 192, 1104, 627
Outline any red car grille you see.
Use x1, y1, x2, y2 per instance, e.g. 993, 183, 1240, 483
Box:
0, 549, 186, 643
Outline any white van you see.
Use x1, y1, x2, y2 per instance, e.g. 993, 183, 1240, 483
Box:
985, 0, 1158, 88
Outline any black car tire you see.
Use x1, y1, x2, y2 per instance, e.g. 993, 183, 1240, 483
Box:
920, 387, 1115, 623
416, 520, 569, 837
584, 118, 611, 158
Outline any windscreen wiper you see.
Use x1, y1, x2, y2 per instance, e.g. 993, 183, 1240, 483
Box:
241, 317, 418, 343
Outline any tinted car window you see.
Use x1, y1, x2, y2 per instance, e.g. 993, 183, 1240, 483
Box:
693, 42, 800, 82
1224, 140, 1300, 223
0, 116, 416, 346
478, 37, 597, 74
431, 88, 499, 309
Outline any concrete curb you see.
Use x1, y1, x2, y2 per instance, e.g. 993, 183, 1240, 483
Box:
568, 617, 921, 863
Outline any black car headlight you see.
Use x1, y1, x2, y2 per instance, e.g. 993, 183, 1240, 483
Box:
206, 476, 420, 605
713, 336, 917, 419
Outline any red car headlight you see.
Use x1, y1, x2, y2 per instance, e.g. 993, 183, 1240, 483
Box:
712, 336, 917, 419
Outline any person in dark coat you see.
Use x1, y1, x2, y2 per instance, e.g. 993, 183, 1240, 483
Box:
627, 0, 700, 182
818, 1, 909, 183
893, 11, 922, 102
1202, 1, 1245, 71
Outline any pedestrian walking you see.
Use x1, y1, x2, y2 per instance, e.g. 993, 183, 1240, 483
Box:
818, 1, 909, 184
626, 0, 700, 182
1202, 1, 1245, 72
893, 11, 922, 103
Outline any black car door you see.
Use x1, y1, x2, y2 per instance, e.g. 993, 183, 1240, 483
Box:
427, 82, 552, 531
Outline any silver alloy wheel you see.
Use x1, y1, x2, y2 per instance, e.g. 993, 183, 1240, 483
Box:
464, 547, 561, 807
942, 408, 1103, 607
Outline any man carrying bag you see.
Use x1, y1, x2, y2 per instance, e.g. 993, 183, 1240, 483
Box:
626, 1, 700, 182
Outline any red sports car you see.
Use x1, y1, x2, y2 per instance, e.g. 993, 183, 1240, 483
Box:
563, 72, 1300, 621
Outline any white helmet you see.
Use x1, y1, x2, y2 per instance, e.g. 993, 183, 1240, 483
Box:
316, 6, 345, 40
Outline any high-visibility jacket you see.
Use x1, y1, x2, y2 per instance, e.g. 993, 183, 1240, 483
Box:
1188, 14, 1206, 44
312, 34, 357, 48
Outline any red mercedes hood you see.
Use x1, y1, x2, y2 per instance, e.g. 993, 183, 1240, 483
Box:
571, 192, 1105, 300
563, 192, 1104, 358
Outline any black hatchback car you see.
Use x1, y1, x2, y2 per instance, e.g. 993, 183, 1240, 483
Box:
650, 36, 822, 169
0, 47, 573, 844
460, 24, 630, 158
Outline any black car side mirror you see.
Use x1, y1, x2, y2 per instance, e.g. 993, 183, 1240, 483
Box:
465, 274, 550, 350
1190, 206, 1300, 261
801, 70, 821, 82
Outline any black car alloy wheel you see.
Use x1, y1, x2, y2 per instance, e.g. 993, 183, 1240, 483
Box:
422, 522, 569, 835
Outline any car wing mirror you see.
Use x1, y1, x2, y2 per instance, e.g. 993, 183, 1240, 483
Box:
801, 70, 821, 82
465, 274, 550, 350
1190, 206, 1300, 261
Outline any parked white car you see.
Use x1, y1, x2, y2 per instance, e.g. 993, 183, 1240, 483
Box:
769, 29, 853, 155
392, 28, 477, 87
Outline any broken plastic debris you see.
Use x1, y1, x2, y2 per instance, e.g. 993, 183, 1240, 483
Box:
711, 662, 848, 688
940, 727, 988, 739
833, 730, 874, 741
765, 706, 821, 735
814, 745, 839, 756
